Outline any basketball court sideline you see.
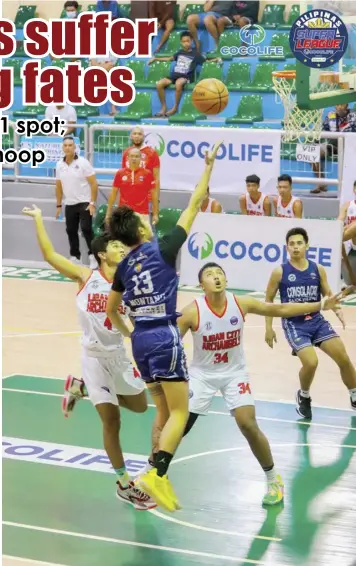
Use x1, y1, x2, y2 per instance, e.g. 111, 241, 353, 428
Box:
2, 274, 356, 566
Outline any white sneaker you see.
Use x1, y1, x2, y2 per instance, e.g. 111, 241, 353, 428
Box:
70, 256, 81, 265
89, 254, 98, 269
62, 375, 85, 418
116, 480, 157, 511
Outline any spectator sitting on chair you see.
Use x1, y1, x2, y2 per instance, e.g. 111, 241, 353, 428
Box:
56, 136, 98, 268
95, 1, 121, 19
232, 1, 259, 27
45, 103, 77, 136
149, 1, 177, 54
63, 0, 79, 18
311, 103, 356, 194
200, 186, 223, 212
187, 1, 235, 53
149, 31, 221, 117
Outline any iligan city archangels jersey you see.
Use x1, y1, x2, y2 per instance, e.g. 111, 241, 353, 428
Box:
279, 260, 322, 325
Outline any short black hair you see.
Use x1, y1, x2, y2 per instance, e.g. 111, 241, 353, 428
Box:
286, 227, 309, 244
245, 174, 260, 185
63, 135, 74, 143
278, 174, 292, 185
180, 31, 193, 40
109, 205, 141, 247
91, 233, 111, 265
64, 1, 79, 9
198, 262, 226, 283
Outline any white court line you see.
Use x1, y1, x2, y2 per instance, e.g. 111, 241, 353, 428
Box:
2, 388, 355, 430
2, 521, 283, 565
3, 556, 69, 566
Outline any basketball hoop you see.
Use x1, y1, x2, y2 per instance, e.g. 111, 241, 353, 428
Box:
272, 70, 343, 143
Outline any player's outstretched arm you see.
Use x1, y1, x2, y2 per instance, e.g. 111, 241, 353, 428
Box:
106, 289, 132, 338
264, 267, 282, 348
177, 141, 223, 234
177, 302, 198, 338
239, 293, 343, 318
22, 205, 90, 284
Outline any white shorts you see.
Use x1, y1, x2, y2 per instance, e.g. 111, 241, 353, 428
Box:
82, 350, 145, 407
188, 370, 254, 415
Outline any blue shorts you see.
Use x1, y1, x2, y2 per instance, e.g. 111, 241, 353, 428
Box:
282, 316, 339, 354
198, 11, 232, 25
132, 321, 189, 384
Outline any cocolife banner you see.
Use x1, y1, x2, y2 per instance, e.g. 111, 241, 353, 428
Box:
143, 126, 282, 194
180, 214, 343, 292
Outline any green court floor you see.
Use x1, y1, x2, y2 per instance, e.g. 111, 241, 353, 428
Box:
3, 375, 356, 566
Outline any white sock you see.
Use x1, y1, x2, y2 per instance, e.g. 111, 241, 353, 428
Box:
264, 467, 277, 484
349, 388, 356, 401
300, 390, 310, 398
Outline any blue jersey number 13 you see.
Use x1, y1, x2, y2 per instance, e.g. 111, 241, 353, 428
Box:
132, 270, 154, 296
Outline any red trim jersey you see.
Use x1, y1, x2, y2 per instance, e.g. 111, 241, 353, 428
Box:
113, 167, 155, 214
121, 145, 160, 172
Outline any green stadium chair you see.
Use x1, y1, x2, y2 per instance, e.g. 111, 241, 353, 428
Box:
101, 129, 131, 152
2, 126, 14, 150
155, 208, 182, 238
76, 105, 100, 118
244, 62, 277, 92
15, 40, 26, 57
115, 92, 152, 121
226, 62, 251, 91
259, 33, 293, 60
261, 4, 286, 29
177, 3, 204, 27
3, 59, 22, 87
279, 4, 300, 29
218, 31, 241, 60
156, 31, 182, 57
14, 5, 37, 29
225, 95, 263, 124
13, 105, 45, 118
137, 61, 171, 88
87, 4, 96, 11
79, 120, 106, 151
92, 204, 108, 237
186, 61, 223, 90
168, 94, 206, 123
118, 3, 131, 18
125, 60, 146, 85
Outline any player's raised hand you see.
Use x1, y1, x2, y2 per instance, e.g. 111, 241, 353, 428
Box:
321, 292, 343, 311
205, 141, 223, 166
22, 205, 42, 218
265, 328, 277, 349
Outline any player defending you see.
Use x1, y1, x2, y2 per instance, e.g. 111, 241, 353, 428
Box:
178, 262, 343, 506
106, 142, 222, 512
22, 205, 158, 511
265, 227, 356, 419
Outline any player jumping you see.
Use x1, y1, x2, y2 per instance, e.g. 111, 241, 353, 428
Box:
22, 205, 158, 511
105, 142, 223, 512
265, 227, 356, 419
177, 262, 343, 506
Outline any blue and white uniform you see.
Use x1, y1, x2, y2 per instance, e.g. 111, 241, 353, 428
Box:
279, 260, 338, 353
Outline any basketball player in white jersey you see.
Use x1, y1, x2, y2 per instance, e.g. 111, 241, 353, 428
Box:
339, 181, 356, 250
177, 262, 343, 505
200, 186, 223, 213
338, 181, 356, 286
239, 174, 271, 216
273, 174, 303, 218
22, 205, 158, 511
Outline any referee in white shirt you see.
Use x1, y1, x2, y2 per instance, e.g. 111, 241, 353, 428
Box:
56, 136, 98, 267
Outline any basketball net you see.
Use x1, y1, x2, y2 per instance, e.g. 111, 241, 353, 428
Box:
272, 71, 340, 143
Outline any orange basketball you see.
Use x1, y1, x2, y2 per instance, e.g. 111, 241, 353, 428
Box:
192, 78, 229, 115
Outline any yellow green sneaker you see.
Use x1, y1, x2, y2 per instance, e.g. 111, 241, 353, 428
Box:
263, 475, 284, 506
137, 468, 177, 513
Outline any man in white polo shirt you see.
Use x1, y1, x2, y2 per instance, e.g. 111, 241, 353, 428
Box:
45, 104, 77, 136
56, 136, 98, 268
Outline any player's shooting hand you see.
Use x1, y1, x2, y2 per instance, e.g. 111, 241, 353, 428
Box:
321, 292, 343, 311
265, 329, 277, 349
22, 205, 42, 219
205, 141, 223, 166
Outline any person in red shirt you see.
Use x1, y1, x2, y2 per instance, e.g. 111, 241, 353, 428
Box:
106, 148, 159, 225
122, 126, 160, 203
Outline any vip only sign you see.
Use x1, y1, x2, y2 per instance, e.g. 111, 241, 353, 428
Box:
180, 214, 343, 291
144, 128, 282, 194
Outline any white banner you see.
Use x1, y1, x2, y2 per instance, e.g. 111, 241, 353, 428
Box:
341, 134, 356, 204
144, 127, 281, 194
180, 214, 343, 292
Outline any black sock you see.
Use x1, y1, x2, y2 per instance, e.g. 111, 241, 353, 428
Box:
262, 464, 274, 472
148, 453, 157, 467
155, 450, 173, 477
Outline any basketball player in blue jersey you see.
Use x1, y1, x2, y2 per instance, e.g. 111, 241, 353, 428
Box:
106, 141, 222, 512
265, 227, 356, 419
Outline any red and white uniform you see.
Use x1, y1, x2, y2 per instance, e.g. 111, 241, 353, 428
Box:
77, 269, 144, 406
246, 192, 268, 216
122, 145, 160, 173
188, 292, 253, 415
201, 197, 223, 213
345, 200, 356, 251
276, 196, 302, 218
